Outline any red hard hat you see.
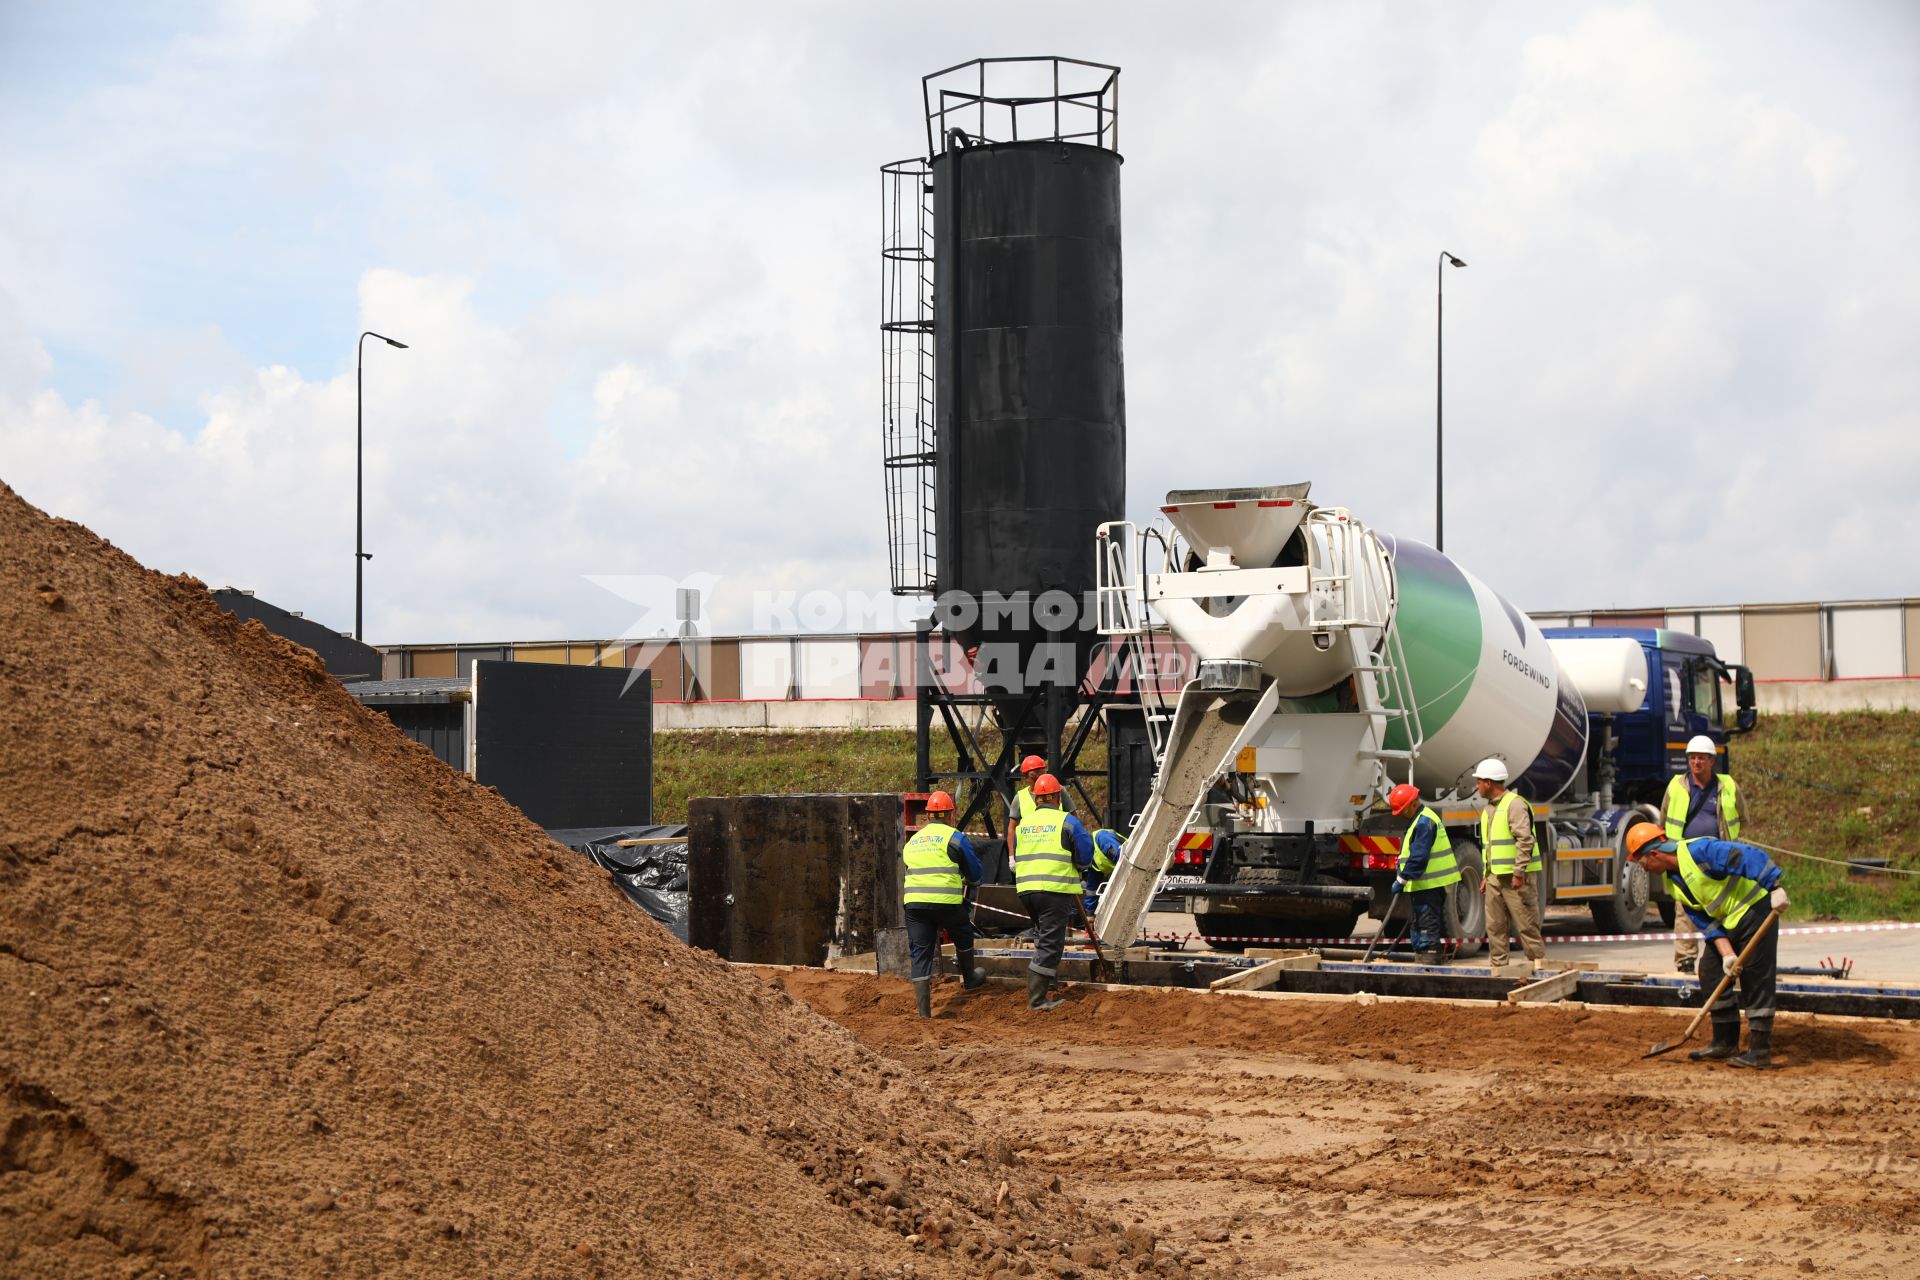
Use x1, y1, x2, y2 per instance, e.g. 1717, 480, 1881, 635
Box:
1020, 754, 1047, 775
1388, 783, 1420, 816
924, 790, 955, 814
1032, 773, 1063, 797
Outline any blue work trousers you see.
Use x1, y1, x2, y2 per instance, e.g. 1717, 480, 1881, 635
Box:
1408, 887, 1449, 954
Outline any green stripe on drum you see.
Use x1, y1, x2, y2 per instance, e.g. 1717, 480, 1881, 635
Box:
1380, 537, 1482, 752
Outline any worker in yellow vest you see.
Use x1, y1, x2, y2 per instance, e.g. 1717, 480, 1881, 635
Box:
1388, 784, 1462, 964
900, 790, 988, 1019
1473, 757, 1547, 969
1012, 754, 1048, 821
1626, 822, 1788, 1068
1010, 774, 1098, 1011
1664, 734, 1747, 975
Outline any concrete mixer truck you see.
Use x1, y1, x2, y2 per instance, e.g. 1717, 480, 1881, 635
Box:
1090, 483, 1756, 958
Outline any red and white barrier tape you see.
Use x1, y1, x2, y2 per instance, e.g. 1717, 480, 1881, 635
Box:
1089, 920, 1920, 948
972, 898, 1920, 947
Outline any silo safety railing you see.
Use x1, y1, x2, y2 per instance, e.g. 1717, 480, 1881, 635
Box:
921, 57, 1120, 157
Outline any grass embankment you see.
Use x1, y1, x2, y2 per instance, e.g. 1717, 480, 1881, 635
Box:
652, 728, 1109, 826
1736, 710, 1920, 921
652, 711, 1918, 922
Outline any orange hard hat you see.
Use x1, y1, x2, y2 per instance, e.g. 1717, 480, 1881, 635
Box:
1020, 754, 1047, 775
1388, 783, 1421, 816
1624, 822, 1667, 860
1032, 773, 1063, 797
924, 790, 955, 814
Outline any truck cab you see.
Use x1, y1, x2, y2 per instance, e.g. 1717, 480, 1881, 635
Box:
1539, 627, 1756, 806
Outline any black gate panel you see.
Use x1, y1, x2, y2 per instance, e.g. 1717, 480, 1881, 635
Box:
472, 660, 652, 829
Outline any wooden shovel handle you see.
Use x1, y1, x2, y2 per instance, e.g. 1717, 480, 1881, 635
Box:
1678, 907, 1782, 1041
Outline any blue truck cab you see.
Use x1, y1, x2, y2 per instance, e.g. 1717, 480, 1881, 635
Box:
1540, 627, 1757, 804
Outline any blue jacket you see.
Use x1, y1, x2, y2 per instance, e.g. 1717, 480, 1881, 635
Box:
944, 830, 986, 885
1398, 813, 1438, 882
1670, 838, 1782, 941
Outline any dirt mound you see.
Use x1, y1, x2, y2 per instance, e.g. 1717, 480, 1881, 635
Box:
0, 481, 1158, 1279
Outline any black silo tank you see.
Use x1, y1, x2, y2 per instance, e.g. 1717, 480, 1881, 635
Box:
931, 139, 1126, 696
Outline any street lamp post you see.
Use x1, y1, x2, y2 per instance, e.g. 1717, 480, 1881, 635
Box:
357, 330, 409, 641
1437, 251, 1466, 553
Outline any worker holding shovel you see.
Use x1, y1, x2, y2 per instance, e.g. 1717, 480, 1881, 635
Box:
1625, 822, 1789, 1068
1388, 783, 1461, 965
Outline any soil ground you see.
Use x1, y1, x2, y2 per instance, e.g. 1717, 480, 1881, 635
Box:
772, 970, 1920, 1280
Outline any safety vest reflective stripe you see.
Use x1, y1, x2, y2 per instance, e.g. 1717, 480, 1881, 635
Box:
1013, 809, 1081, 895
1479, 792, 1543, 876
1672, 838, 1765, 930
902, 823, 966, 904
1400, 807, 1462, 892
1663, 774, 1743, 840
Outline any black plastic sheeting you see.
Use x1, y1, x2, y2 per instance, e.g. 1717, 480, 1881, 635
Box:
548, 824, 689, 941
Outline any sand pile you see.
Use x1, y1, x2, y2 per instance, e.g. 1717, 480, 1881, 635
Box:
0, 481, 1161, 1280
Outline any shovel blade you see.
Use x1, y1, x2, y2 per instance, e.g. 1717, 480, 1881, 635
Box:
1643, 1038, 1684, 1059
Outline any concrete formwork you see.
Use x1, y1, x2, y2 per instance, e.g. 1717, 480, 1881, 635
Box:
686, 793, 904, 965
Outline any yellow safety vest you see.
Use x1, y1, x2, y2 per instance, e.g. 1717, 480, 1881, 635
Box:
1013, 808, 1082, 896
1015, 786, 1037, 820
901, 822, 966, 906
1091, 828, 1122, 878
1669, 837, 1766, 932
1400, 807, 1461, 892
1479, 792, 1543, 877
1662, 773, 1742, 841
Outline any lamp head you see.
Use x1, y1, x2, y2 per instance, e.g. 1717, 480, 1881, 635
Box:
1445, 253, 1467, 269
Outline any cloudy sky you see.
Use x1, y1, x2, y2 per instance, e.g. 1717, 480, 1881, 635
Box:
2, 1, 1915, 643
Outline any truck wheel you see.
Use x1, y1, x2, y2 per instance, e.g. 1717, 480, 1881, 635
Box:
1444, 859, 1486, 959
1589, 856, 1651, 934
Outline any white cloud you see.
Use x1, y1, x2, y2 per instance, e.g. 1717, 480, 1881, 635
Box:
1, 0, 1915, 646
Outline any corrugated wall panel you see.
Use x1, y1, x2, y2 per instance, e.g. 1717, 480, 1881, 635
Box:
704, 639, 742, 700
1830, 606, 1905, 678
1594, 612, 1664, 629
512, 644, 570, 665
1695, 613, 1743, 665
859, 636, 904, 699
740, 639, 794, 699
1743, 610, 1821, 680
634, 641, 685, 701
411, 649, 457, 678
797, 639, 861, 699
1908, 606, 1920, 678
381, 651, 405, 680
457, 646, 507, 678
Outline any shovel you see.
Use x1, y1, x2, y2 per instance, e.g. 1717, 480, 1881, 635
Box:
1361, 882, 1407, 964
1644, 907, 1782, 1059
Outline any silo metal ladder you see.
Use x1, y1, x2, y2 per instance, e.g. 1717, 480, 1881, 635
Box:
1304, 512, 1425, 798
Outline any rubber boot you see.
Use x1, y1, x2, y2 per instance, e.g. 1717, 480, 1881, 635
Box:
1688, 1014, 1742, 1061
912, 978, 932, 1020
1026, 971, 1062, 1012
1414, 950, 1445, 966
957, 948, 987, 991
1728, 1019, 1774, 1070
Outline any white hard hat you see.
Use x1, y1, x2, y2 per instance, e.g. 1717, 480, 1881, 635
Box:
1685, 735, 1717, 756
1472, 757, 1509, 782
